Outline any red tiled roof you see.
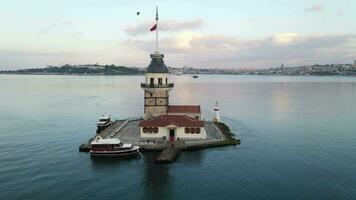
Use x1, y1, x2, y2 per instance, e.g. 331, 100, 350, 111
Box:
167, 105, 201, 113
139, 115, 204, 127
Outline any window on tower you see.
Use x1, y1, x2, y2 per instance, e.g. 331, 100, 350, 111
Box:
165, 78, 168, 84
150, 78, 154, 86
158, 78, 162, 85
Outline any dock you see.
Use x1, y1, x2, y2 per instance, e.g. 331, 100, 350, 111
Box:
155, 141, 184, 163
79, 118, 240, 162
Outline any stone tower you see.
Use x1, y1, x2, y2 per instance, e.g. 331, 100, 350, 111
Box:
141, 53, 174, 119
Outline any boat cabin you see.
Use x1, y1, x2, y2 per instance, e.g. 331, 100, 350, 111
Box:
90, 136, 122, 150
90, 136, 139, 156
96, 115, 111, 133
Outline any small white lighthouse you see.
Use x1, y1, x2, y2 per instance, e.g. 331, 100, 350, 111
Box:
213, 101, 220, 122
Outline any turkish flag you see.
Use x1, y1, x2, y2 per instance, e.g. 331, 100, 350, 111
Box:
150, 24, 157, 31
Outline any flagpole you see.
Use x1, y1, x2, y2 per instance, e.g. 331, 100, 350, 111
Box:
155, 6, 158, 53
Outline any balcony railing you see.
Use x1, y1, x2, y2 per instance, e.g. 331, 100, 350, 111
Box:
141, 83, 174, 88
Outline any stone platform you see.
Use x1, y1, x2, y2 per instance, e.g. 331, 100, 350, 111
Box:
79, 118, 240, 154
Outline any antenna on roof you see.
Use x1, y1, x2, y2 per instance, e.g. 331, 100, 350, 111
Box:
155, 6, 159, 53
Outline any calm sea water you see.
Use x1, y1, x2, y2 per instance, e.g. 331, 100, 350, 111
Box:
0, 74, 356, 200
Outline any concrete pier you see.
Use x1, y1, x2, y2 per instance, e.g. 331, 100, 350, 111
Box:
155, 142, 183, 163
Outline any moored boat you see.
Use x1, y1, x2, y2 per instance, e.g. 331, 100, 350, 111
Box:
96, 115, 111, 133
90, 136, 140, 157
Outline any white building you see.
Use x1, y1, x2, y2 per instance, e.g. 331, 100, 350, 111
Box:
139, 115, 207, 141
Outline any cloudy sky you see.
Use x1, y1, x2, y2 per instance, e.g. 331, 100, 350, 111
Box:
0, 0, 356, 69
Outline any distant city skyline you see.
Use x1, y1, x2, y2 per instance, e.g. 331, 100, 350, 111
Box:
0, 0, 356, 69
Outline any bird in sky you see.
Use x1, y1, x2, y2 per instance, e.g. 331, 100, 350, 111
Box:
136, 11, 140, 16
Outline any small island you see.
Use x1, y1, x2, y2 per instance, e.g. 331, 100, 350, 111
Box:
79, 51, 240, 163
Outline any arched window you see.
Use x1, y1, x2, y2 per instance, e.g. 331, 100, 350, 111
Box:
158, 78, 162, 85
143, 127, 148, 133
190, 127, 195, 134
148, 127, 153, 133
185, 128, 189, 133
195, 128, 201, 134
154, 127, 158, 133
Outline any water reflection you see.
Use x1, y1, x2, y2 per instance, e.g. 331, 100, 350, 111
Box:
178, 150, 204, 165
89, 155, 140, 171
2, 75, 356, 200
142, 153, 172, 200
270, 91, 291, 114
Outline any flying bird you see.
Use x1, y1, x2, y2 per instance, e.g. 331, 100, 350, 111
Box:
136, 11, 140, 16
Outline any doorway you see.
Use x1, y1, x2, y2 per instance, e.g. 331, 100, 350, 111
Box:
169, 129, 175, 141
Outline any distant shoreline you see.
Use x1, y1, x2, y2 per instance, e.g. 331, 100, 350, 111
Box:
1, 63, 356, 76
0, 64, 144, 76
0, 72, 144, 76
2, 73, 356, 77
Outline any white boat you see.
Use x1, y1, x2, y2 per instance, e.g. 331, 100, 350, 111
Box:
90, 136, 140, 157
96, 115, 111, 133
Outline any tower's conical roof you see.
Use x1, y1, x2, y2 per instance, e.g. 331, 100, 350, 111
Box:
146, 53, 169, 73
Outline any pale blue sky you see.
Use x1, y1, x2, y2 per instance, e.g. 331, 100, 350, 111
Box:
0, 0, 355, 69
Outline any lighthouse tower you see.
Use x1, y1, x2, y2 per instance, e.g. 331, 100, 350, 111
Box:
213, 101, 220, 122
141, 53, 173, 119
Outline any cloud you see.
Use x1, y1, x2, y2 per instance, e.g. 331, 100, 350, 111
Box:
0, 51, 88, 69
335, 10, 343, 16
39, 21, 74, 34
2, 33, 355, 69
122, 33, 356, 68
272, 33, 300, 45
304, 4, 323, 13
125, 19, 203, 36
39, 21, 84, 38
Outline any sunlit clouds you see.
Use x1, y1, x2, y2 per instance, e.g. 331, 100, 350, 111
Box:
304, 4, 324, 13
122, 32, 356, 67
0, 0, 355, 69
272, 33, 300, 45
